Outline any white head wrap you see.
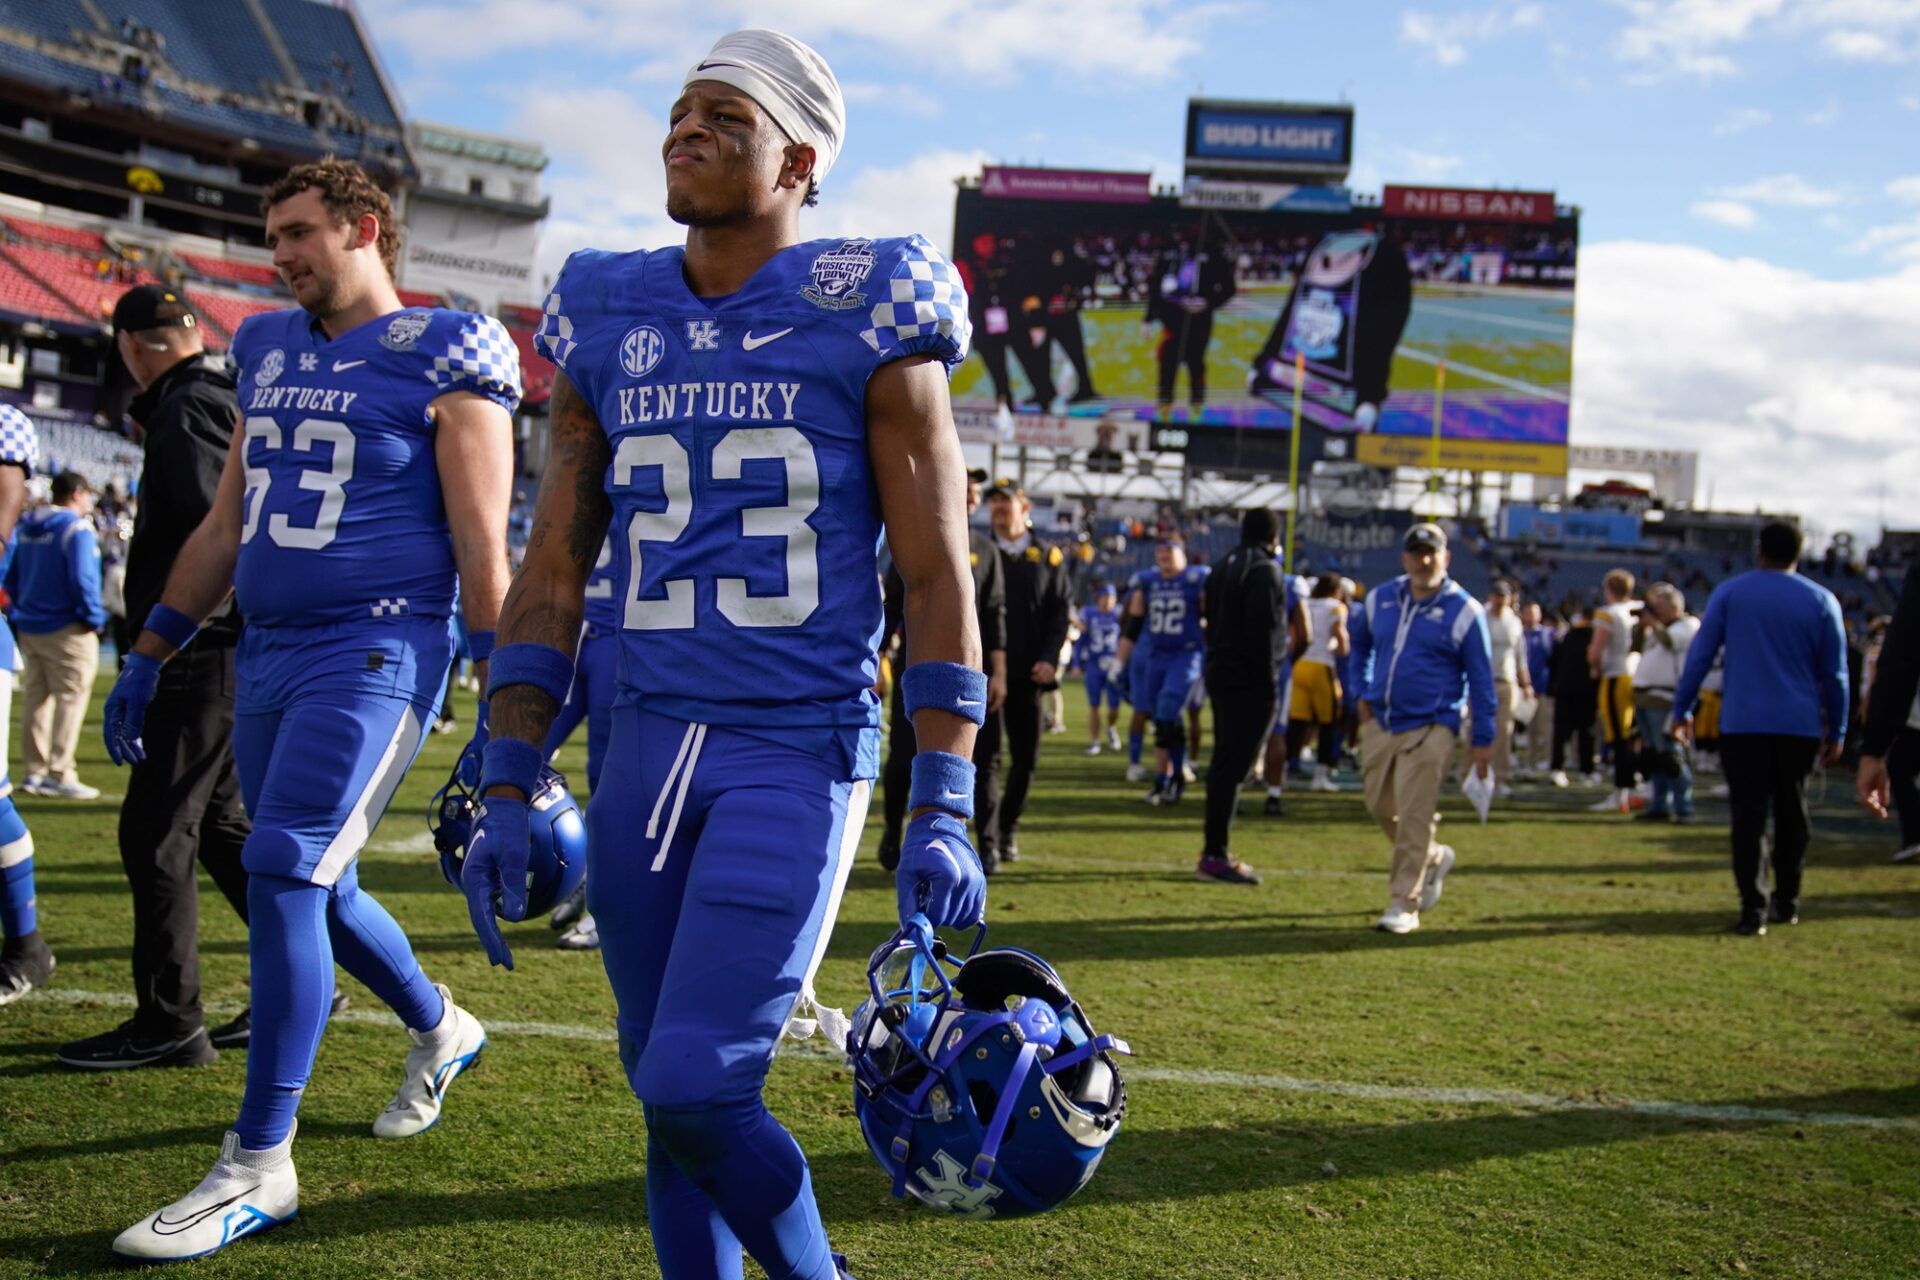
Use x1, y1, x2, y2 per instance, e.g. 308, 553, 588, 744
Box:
684, 29, 845, 185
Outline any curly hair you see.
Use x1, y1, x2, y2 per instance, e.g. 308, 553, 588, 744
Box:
262, 158, 400, 279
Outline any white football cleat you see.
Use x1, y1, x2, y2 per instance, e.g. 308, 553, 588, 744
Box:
1083, 742, 1103, 756
1106, 727, 1122, 750
556, 913, 600, 950
1420, 844, 1456, 913
113, 1127, 297, 1261
372, 984, 486, 1138
1373, 906, 1420, 934
1125, 763, 1147, 783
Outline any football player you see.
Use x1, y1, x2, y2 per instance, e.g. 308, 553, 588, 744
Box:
0, 403, 43, 1005
1113, 533, 1209, 804
1076, 581, 1124, 755
101, 159, 513, 1261
463, 31, 983, 1280
540, 532, 620, 949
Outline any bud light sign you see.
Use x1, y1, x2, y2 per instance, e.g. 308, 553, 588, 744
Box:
1186, 101, 1353, 172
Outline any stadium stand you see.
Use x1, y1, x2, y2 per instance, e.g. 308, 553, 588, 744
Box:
0, 0, 95, 45
112, 0, 289, 97
184, 287, 280, 347
2, 217, 108, 256
177, 252, 281, 291
262, 0, 402, 128
3, 243, 157, 325
499, 303, 554, 405
0, 253, 85, 324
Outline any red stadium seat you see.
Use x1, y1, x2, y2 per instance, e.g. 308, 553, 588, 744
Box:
1, 243, 157, 325
178, 252, 284, 291
3, 215, 109, 256
184, 288, 283, 349
0, 252, 86, 324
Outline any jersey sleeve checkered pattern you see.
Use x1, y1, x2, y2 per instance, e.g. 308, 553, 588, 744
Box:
858, 237, 971, 374
0, 404, 38, 476
534, 286, 577, 370
428, 314, 523, 412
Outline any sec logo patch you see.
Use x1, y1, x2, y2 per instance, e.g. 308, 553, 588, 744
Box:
620, 324, 665, 379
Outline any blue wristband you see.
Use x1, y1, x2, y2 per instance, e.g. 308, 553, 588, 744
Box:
901, 662, 988, 726
487, 641, 574, 706
479, 737, 545, 798
909, 751, 976, 819
466, 629, 496, 662
144, 603, 199, 651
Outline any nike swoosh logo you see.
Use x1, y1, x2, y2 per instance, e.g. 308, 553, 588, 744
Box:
742, 328, 793, 351
333, 359, 367, 372
940, 789, 971, 802
956, 698, 983, 708
154, 1188, 255, 1235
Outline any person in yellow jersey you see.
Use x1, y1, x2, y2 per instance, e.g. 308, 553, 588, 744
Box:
1588, 568, 1640, 813
1287, 574, 1350, 792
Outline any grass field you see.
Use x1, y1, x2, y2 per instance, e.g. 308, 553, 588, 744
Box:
4, 683, 1919, 1278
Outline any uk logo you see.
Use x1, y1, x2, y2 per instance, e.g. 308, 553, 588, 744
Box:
380, 311, 431, 351
685, 319, 720, 351
621, 324, 666, 378
254, 349, 284, 387
801, 239, 875, 311
912, 1151, 1003, 1218
298, 352, 318, 373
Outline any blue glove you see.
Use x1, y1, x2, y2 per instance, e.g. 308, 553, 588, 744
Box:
456, 699, 489, 789
102, 653, 163, 765
896, 810, 985, 930
461, 792, 530, 970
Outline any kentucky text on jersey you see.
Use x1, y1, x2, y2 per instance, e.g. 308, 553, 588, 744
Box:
245, 386, 362, 415
615, 381, 801, 426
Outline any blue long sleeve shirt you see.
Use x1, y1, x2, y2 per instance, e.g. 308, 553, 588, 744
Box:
1672, 569, 1848, 741
1349, 574, 1498, 747
4, 507, 106, 634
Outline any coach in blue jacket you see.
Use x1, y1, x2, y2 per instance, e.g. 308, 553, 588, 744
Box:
1672, 522, 1848, 935
5, 472, 106, 799
1349, 522, 1496, 934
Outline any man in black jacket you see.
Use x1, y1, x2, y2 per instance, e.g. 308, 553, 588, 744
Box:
1858, 569, 1920, 859
982, 477, 1071, 870
1196, 509, 1294, 885
877, 468, 1007, 868
57, 288, 265, 1069
1147, 231, 1237, 416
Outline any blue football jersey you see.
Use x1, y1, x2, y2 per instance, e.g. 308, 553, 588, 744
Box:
1078, 604, 1120, 662
1141, 565, 1209, 653
0, 403, 38, 672
231, 307, 521, 627
582, 534, 621, 630
535, 235, 969, 743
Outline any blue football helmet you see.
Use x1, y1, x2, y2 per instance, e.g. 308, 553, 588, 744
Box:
431, 760, 587, 918
846, 915, 1131, 1219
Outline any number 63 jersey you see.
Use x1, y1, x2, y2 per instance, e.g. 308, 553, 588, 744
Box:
536, 235, 969, 772
229, 306, 521, 628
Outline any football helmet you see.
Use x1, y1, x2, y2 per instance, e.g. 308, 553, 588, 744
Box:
846, 915, 1131, 1219
431, 761, 587, 918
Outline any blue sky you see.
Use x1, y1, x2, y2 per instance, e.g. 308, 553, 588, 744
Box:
361, 1, 1920, 535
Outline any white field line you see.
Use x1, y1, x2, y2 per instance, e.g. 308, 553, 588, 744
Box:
1397, 345, 1570, 404
25, 988, 1918, 1133
1415, 300, 1573, 337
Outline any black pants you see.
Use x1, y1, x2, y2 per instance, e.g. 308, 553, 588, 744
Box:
1720, 733, 1819, 917
980, 676, 1044, 851
1157, 311, 1213, 407
1045, 314, 1096, 397
1553, 701, 1595, 774
972, 330, 1015, 406
1204, 679, 1276, 858
118, 639, 251, 1036
880, 677, 1001, 855
1888, 732, 1920, 850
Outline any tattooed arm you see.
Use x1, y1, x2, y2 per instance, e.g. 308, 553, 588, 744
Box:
486, 370, 613, 798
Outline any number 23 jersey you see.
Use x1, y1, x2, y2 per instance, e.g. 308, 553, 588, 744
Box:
230, 306, 522, 627
535, 235, 970, 743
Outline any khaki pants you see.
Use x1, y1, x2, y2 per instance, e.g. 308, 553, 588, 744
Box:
19, 623, 100, 785
1361, 719, 1455, 912
1524, 695, 1555, 773
1492, 679, 1517, 787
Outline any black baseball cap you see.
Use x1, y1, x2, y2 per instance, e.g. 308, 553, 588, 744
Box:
985, 476, 1025, 499
1403, 522, 1448, 552
966, 467, 989, 484
111, 285, 197, 335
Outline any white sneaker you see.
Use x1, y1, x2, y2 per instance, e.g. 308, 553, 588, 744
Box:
1373, 906, 1420, 934
1125, 763, 1147, 783
372, 984, 486, 1138
1583, 771, 1606, 787
1083, 742, 1103, 756
1309, 768, 1339, 792
17, 773, 46, 796
556, 913, 600, 950
113, 1126, 298, 1261
1893, 844, 1920, 864
1181, 763, 1198, 783
42, 779, 101, 800
1107, 727, 1122, 750
1549, 770, 1570, 788
1420, 845, 1456, 913
1587, 791, 1627, 813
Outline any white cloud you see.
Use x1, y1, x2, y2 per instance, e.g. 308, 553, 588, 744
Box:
841, 81, 942, 118
514, 85, 677, 286
1802, 97, 1843, 124
1887, 175, 1920, 201
1821, 27, 1907, 59
1399, 3, 1545, 66
1611, 0, 1783, 79
1903, 93, 1920, 109
808, 148, 991, 247
1690, 199, 1758, 227
1573, 241, 1920, 533
1711, 106, 1772, 135
367, 0, 1207, 80
1715, 173, 1843, 206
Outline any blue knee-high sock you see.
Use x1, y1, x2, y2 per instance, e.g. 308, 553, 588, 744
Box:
0, 796, 34, 938
327, 865, 443, 1032
648, 1098, 837, 1280
1127, 731, 1144, 765
644, 1103, 746, 1280
236, 874, 335, 1149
